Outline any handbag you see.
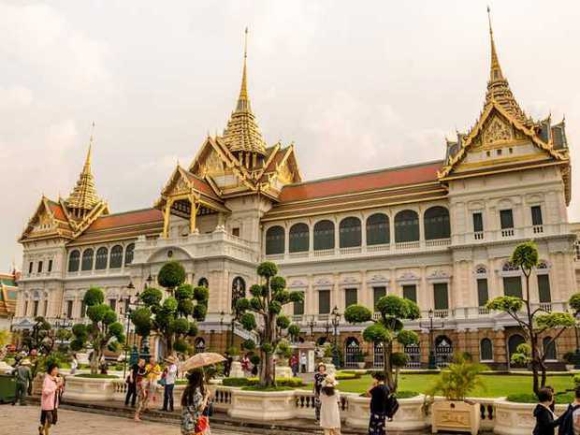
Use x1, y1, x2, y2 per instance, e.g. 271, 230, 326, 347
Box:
203, 401, 214, 417
195, 415, 209, 433
159, 377, 166, 387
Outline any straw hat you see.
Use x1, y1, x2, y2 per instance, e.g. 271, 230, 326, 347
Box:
164, 355, 178, 364
20, 359, 32, 366
323, 374, 338, 387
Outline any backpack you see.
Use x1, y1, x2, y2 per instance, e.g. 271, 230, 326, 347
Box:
385, 393, 400, 419
557, 404, 580, 435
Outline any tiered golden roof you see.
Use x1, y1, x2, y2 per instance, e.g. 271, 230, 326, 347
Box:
66, 141, 101, 212
222, 28, 267, 156
483, 8, 530, 127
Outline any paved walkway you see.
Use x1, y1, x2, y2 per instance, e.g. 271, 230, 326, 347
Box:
0, 405, 247, 435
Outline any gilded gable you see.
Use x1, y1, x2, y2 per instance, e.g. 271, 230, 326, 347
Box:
483, 116, 512, 146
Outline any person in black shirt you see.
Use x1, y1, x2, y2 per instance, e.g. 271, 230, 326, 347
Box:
125, 358, 145, 407
367, 372, 390, 435
313, 363, 327, 422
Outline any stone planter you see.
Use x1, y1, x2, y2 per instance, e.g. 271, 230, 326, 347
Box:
431, 400, 480, 435
63, 375, 118, 402
566, 364, 575, 371
229, 389, 296, 421
345, 394, 428, 431
356, 362, 365, 369
494, 400, 566, 435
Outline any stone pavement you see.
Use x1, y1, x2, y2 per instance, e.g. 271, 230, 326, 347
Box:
0, 405, 248, 435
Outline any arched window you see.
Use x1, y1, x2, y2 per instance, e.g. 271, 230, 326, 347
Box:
508, 334, 526, 361
502, 261, 520, 272
198, 277, 208, 288
124, 243, 135, 265
110, 245, 123, 268
339, 217, 362, 248
480, 338, 493, 361
424, 206, 451, 240
95, 247, 108, 270
314, 220, 335, 251
289, 223, 309, 253
394, 210, 419, 243
232, 277, 246, 310
265, 226, 285, 255
68, 250, 80, 272
194, 338, 206, 354
81, 249, 94, 271
366, 213, 389, 245
543, 337, 557, 361
475, 265, 487, 274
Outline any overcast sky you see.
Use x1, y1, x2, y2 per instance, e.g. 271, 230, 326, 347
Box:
1, 0, 580, 270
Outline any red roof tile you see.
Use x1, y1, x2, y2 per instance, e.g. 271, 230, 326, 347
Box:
279, 161, 443, 203
86, 208, 163, 232
184, 172, 221, 201
47, 201, 67, 221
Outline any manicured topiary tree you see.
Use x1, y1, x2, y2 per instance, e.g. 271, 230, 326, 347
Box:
131, 261, 207, 356
235, 261, 303, 388
70, 287, 125, 374
344, 295, 420, 391
486, 241, 576, 395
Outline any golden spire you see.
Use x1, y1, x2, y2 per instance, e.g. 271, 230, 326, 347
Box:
66, 123, 102, 215
222, 27, 267, 156
483, 7, 529, 125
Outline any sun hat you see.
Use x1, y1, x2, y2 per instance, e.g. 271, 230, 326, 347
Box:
323, 374, 338, 387
164, 355, 178, 364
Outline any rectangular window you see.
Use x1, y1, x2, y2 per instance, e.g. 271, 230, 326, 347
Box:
344, 288, 358, 307
37, 261, 43, 273
66, 300, 74, 319
531, 206, 543, 226
434, 283, 449, 310
402, 285, 417, 303
28, 262, 33, 274
473, 212, 484, 232
503, 276, 523, 298
80, 301, 86, 318
293, 291, 305, 315
477, 279, 489, 307
33, 300, 39, 317
48, 260, 53, 272
24, 301, 29, 316
500, 209, 514, 229
318, 290, 330, 315
44, 301, 48, 316
537, 275, 551, 303
109, 299, 117, 312
373, 286, 386, 310
232, 228, 240, 237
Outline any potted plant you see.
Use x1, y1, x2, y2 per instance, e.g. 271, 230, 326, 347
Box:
228, 346, 241, 362
563, 351, 576, 371
322, 344, 334, 364
354, 351, 365, 369
427, 354, 486, 435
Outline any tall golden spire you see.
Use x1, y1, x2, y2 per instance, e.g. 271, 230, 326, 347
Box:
66, 123, 102, 216
222, 27, 267, 156
483, 7, 529, 125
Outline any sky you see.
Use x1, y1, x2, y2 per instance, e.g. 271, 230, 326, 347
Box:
1, 0, 580, 270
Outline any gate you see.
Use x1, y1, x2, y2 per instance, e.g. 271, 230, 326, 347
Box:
404, 343, 421, 368
344, 337, 361, 368
435, 336, 453, 366
373, 342, 384, 368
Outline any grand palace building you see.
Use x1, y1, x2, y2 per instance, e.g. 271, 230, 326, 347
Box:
12, 21, 580, 369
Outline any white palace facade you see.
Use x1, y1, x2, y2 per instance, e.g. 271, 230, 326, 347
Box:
12, 21, 580, 368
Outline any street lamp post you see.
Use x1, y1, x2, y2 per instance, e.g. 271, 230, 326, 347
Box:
308, 316, 316, 336
419, 309, 444, 370
331, 306, 341, 368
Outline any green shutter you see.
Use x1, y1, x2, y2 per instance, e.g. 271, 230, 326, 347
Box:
345, 288, 358, 307
293, 291, 305, 315
373, 286, 386, 309
477, 279, 489, 307
503, 277, 523, 298
500, 210, 514, 229
537, 275, 551, 303
402, 285, 417, 303
433, 283, 449, 310
319, 290, 330, 314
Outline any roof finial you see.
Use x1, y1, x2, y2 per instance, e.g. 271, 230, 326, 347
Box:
84, 122, 95, 171
237, 27, 250, 110
487, 6, 504, 82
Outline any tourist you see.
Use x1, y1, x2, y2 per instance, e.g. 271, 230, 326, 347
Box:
145, 356, 161, 405
224, 352, 232, 377
241, 353, 251, 377
162, 356, 178, 412
319, 374, 341, 435
300, 352, 307, 373
39, 363, 64, 435
367, 372, 390, 435
126, 358, 145, 408
12, 358, 32, 406
70, 354, 78, 376
133, 359, 148, 421
181, 370, 211, 435
313, 363, 327, 422
290, 353, 299, 377
552, 386, 580, 435
533, 387, 561, 435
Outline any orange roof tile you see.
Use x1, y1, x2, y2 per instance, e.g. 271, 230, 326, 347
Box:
184, 172, 222, 201
278, 160, 443, 203
85, 208, 163, 232
47, 201, 67, 221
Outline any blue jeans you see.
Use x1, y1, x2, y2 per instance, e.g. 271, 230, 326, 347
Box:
163, 384, 174, 411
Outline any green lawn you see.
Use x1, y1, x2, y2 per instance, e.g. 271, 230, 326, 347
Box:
307, 373, 576, 398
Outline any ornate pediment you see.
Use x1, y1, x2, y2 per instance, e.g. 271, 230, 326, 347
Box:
483, 116, 512, 146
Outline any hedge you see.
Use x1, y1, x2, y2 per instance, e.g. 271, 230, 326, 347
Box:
222, 377, 304, 388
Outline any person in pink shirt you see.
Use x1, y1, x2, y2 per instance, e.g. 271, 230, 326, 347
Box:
39, 363, 64, 435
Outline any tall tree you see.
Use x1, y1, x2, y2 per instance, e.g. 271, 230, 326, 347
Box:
235, 261, 303, 388
131, 261, 207, 356
487, 241, 575, 395
70, 287, 125, 374
344, 295, 420, 391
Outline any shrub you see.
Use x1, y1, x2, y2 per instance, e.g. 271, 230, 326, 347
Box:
222, 376, 304, 388
396, 391, 419, 399
157, 261, 186, 290
334, 372, 359, 381
563, 351, 576, 364
75, 374, 119, 379
222, 377, 250, 387
241, 385, 294, 391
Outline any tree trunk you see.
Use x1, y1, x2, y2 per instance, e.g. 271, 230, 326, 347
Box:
90, 347, 101, 375
384, 341, 395, 392
523, 271, 541, 396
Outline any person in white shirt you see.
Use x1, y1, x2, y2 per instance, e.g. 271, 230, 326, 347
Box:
300, 353, 307, 373
70, 354, 78, 375
161, 356, 178, 412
